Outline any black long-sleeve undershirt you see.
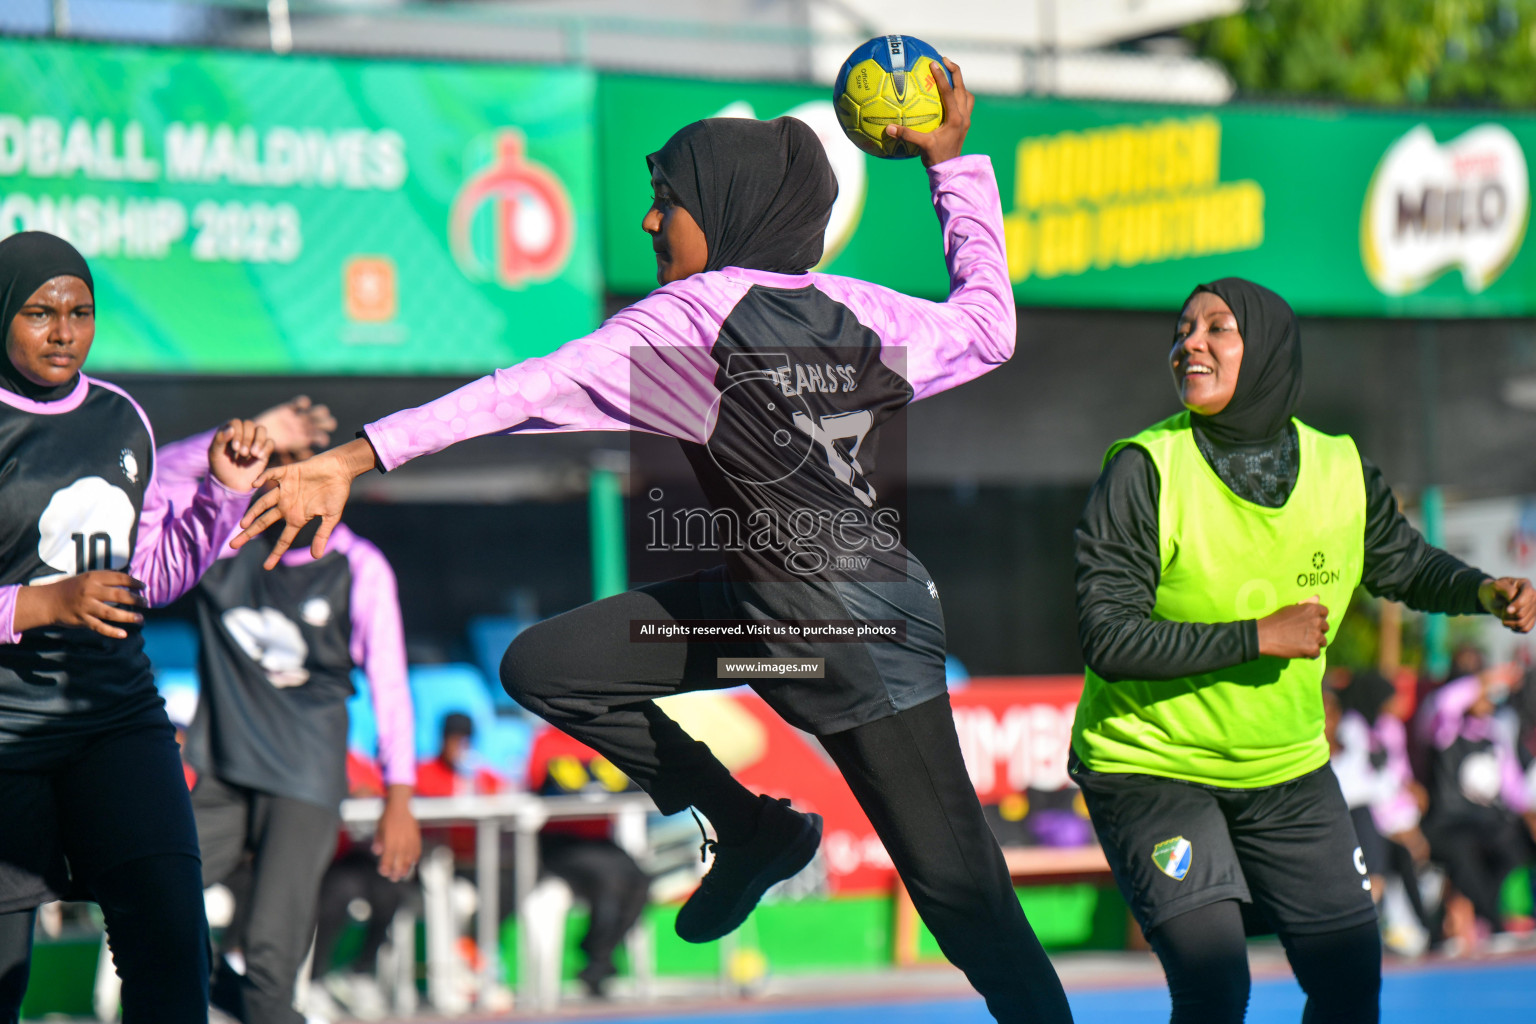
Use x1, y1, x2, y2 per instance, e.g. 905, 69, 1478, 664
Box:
1076, 439, 1488, 683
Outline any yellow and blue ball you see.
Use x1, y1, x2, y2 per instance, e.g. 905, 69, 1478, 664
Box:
834, 35, 951, 160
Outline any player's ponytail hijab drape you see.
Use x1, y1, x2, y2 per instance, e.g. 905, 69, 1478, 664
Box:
1184, 276, 1303, 446
0, 230, 94, 402
646, 116, 839, 275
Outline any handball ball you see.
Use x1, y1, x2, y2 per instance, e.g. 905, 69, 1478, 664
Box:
834, 34, 952, 159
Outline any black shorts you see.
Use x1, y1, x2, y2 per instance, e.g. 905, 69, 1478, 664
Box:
1071, 757, 1377, 937
1349, 806, 1390, 877
0, 717, 200, 913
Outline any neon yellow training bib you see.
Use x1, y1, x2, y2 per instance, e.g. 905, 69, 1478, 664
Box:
1072, 412, 1365, 788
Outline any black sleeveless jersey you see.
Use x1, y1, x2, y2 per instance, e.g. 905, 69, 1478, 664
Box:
186, 535, 356, 810
1425, 732, 1514, 829
0, 381, 158, 766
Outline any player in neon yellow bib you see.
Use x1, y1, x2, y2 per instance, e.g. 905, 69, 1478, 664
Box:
1070, 278, 1535, 1024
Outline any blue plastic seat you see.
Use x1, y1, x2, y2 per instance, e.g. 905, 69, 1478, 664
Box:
351, 664, 532, 783
481, 715, 536, 788
409, 663, 498, 763
466, 615, 534, 709
142, 619, 200, 671
346, 668, 379, 757
155, 666, 201, 729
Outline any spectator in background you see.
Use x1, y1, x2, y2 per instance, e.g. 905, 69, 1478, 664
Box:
1514, 666, 1536, 810
526, 728, 650, 999
1418, 665, 1536, 948
416, 716, 649, 998
1414, 643, 1488, 744
1326, 671, 1436, 954
417, 714, 504, 801
158, 399, 420, 1024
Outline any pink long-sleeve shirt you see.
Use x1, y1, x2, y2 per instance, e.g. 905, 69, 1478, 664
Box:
364, 155, 1013, 468
155, 431, 416, 790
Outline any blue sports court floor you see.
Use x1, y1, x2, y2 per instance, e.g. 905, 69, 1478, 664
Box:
495, 958, 1536, 1024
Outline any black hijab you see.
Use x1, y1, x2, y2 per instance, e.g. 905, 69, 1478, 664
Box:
1338, 669, 1398, 726
0, 231, 94, 402
646, 117, 837, 275
1184, 277, 1302, 445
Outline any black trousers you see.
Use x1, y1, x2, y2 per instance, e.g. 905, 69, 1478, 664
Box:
0, 721, 209, 1023
1424, 812, 1536, 930
502, 586, 1074, 1024
312, 849, 413, 978
528, 834, 649, 978
193, 776, 340, 1024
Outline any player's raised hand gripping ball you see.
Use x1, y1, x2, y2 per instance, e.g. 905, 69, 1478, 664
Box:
835, 35, 954, 159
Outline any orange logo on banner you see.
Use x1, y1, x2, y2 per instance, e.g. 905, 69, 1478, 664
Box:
344, 256, 397, 322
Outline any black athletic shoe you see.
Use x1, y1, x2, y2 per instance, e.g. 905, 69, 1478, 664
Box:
675, 796, 822, 944
577, 960, 617, 999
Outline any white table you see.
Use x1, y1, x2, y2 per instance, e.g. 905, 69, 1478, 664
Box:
339, 790, 657, 1010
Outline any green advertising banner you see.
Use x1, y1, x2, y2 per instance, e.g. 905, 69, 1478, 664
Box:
0, 39, 601, 374
599, 73, 1536, 318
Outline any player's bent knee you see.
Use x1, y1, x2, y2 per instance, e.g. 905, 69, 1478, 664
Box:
499, 627, 556, 707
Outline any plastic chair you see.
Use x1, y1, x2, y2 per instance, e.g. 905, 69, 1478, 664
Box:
522, 876, 576, 1012
481, 716, 536, 789
142, 619, 200, 671
418, 844, 473, 1013
945, 654, 971, 691
409, 663, 498, 762
466, 616, 532, 710
521, 874, 655, 1010
346, 668, 379, 757
153, 665, 200, 730
153, 665, 199, 697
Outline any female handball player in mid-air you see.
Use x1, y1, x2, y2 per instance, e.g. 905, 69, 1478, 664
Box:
236, 61, 1073, 1023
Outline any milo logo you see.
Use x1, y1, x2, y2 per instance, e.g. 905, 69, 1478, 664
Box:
1361, 123, 1529, 295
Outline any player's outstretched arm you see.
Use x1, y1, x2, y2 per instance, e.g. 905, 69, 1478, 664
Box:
232, 437, 379, 569
884, 58, 973, 167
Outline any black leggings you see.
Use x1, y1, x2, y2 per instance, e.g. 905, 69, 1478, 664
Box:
1425, 814, 1536, 930
0, 853, 209, 1024
1151, 900, 1381, 1024
502, 588, 1073, 1024
536, 835, 649, 978
0, 720, 209, 1023
312, 850, 413, 978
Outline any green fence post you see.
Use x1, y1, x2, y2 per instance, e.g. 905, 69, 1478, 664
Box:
1422, 485, 1448, 678
589, 455, 627, 601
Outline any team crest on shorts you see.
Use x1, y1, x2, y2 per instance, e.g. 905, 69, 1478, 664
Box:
1152, 836, 1192, 881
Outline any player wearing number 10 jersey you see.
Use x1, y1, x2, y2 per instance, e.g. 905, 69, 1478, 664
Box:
240, 66, 1073, 1024
0, 231, 272, 1022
